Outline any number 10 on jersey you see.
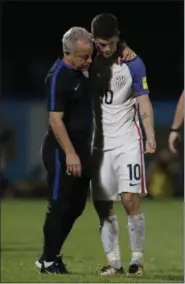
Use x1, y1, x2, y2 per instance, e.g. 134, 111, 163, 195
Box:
101, 90, 113, 105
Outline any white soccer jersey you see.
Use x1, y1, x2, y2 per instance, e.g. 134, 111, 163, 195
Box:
93, 56, 149, 150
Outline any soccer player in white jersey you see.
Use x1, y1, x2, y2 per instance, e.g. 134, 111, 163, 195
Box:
90, 13, 156, 276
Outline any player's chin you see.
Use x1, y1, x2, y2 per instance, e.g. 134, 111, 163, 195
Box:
103, 53, 112, 58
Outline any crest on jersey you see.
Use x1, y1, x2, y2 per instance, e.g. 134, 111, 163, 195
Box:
113, 75, 126, 89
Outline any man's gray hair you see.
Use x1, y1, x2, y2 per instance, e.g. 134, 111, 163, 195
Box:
62, 27, 92, 55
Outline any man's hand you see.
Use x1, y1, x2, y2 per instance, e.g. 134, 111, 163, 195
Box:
145, 136, 157, 154
168, 131, 180, 154
66, 152, 82, 177
123, 47, 137, 61
118, 47, 137, 64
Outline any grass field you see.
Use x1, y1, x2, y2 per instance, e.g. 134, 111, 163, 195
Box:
1, 198, 184, 283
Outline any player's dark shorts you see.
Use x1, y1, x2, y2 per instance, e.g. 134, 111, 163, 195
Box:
42, 136, 91, 212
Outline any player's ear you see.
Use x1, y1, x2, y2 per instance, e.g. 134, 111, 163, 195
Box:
64, 51, 72, 60
64, 51, 70, 56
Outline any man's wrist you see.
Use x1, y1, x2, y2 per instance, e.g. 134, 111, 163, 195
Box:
64, 147, 76, 155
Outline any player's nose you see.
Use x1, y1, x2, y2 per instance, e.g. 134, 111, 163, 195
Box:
103, 45, 111, 52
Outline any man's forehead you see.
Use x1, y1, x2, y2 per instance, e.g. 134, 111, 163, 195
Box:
75, 41, 93, 54
75, 39, 92, 47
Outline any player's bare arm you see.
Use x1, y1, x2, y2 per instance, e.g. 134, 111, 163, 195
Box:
129, 55, 156, 154
137, 95, 156, 153
49, 111, 81, 176
168, 90, 184, 154
138, 95, 154, 137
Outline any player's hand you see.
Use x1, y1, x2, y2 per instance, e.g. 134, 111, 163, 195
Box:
145, 136, 157, 154
168, 131, 180, 154
66, 152, 82, 177
118, 47, 137, 64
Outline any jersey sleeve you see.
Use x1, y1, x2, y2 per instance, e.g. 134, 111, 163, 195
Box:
46, 71, 68, 112
126, 56, 149, 96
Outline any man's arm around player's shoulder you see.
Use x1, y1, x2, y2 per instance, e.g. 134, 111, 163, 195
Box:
118, 41, 137, 62
127, 56, 156, 154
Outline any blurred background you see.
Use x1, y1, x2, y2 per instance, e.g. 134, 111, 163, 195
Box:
1, 1, 184, 199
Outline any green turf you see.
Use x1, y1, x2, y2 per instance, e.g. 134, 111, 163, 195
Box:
1, 198, 184, 283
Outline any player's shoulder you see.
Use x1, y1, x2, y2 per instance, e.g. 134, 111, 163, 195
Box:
123, 56, 147, 80
124, 56, 146, 71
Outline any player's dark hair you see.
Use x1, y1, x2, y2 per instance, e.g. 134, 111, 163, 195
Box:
91, 13, 119, 39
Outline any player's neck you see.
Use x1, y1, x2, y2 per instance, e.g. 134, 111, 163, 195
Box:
99, 51, 118, 66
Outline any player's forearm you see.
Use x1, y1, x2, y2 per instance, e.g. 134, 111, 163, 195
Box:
49, 112, 76, 154
138, 95, 155, 138
171, 91, 184, 129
